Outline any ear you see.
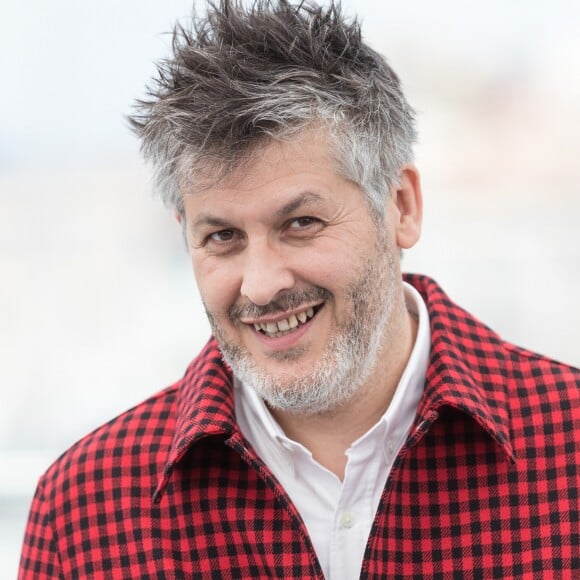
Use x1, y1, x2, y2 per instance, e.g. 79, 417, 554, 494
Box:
175, 210, 191, 249
390, 165, 423, 249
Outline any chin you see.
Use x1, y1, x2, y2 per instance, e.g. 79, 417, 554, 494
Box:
220, 331, 373, 415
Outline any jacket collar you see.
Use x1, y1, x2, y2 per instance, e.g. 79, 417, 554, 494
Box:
154, 274, 515, 500
406, 274, 515, 463
154, 341, 236, 501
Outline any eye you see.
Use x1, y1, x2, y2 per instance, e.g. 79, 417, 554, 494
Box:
287, 216, 321, 230
208, 229, 236, 242
200, 228, 243, 254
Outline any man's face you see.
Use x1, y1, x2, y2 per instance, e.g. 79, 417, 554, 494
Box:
182, 133, 406, 414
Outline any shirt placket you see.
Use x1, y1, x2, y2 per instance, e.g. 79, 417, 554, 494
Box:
329, 429, 385, 580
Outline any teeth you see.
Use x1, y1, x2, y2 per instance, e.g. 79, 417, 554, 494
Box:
253, 305, 319, 336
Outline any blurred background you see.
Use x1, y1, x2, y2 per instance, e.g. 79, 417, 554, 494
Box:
1, 0, 579, 574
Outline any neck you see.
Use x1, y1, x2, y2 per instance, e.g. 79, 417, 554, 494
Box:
270, 296, 418, 480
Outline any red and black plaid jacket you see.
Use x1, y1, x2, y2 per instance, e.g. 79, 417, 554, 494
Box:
20, 275, 580, 579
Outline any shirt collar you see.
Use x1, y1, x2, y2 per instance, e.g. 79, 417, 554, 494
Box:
155, 275, 515, 501
234, 282, 431, 470
378, 282, 430, 451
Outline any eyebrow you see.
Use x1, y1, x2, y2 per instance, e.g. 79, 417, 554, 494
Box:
190, 215, 232, 232
190, 191, 327, 234
186, 215, 232, 244
275, 191, 326, 218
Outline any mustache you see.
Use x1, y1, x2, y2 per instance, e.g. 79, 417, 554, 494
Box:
229, 287, 330, 320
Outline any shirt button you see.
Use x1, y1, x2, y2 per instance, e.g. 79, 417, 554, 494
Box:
386, 441, 395, 455
340, 511, 356, 529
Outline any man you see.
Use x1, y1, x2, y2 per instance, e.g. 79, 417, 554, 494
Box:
20, 0, 579, 578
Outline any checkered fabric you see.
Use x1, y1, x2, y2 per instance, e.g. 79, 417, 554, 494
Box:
20, 275, 580, 579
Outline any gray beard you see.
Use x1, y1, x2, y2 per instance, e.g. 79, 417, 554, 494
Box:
207, 236, 398, 415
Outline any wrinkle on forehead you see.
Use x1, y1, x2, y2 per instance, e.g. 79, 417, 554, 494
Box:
182, 126, 339, 196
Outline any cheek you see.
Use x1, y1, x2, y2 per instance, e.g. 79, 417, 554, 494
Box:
299, 244, 364, 292
192, 257, 241, 317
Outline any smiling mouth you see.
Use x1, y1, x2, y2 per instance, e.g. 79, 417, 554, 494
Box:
250, 304, 322, 338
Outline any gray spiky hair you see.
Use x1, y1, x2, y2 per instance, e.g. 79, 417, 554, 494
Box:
129, 0, 417, 216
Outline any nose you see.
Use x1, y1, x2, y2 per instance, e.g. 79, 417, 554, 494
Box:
239, 240, 295, 306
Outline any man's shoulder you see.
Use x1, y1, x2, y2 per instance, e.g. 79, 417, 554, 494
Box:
37, 380, 182, 502
502, 340, 580, 391
405, 272, 579, 379
405, 273, 579, 420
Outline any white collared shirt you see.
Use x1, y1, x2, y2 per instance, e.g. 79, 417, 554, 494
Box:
234, 282, 431, 580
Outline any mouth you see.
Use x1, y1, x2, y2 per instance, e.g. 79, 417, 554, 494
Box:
248, 304, 323, 338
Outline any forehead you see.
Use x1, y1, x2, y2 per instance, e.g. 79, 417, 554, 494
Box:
202, 131, 335, 185
182, 132, 356, 217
